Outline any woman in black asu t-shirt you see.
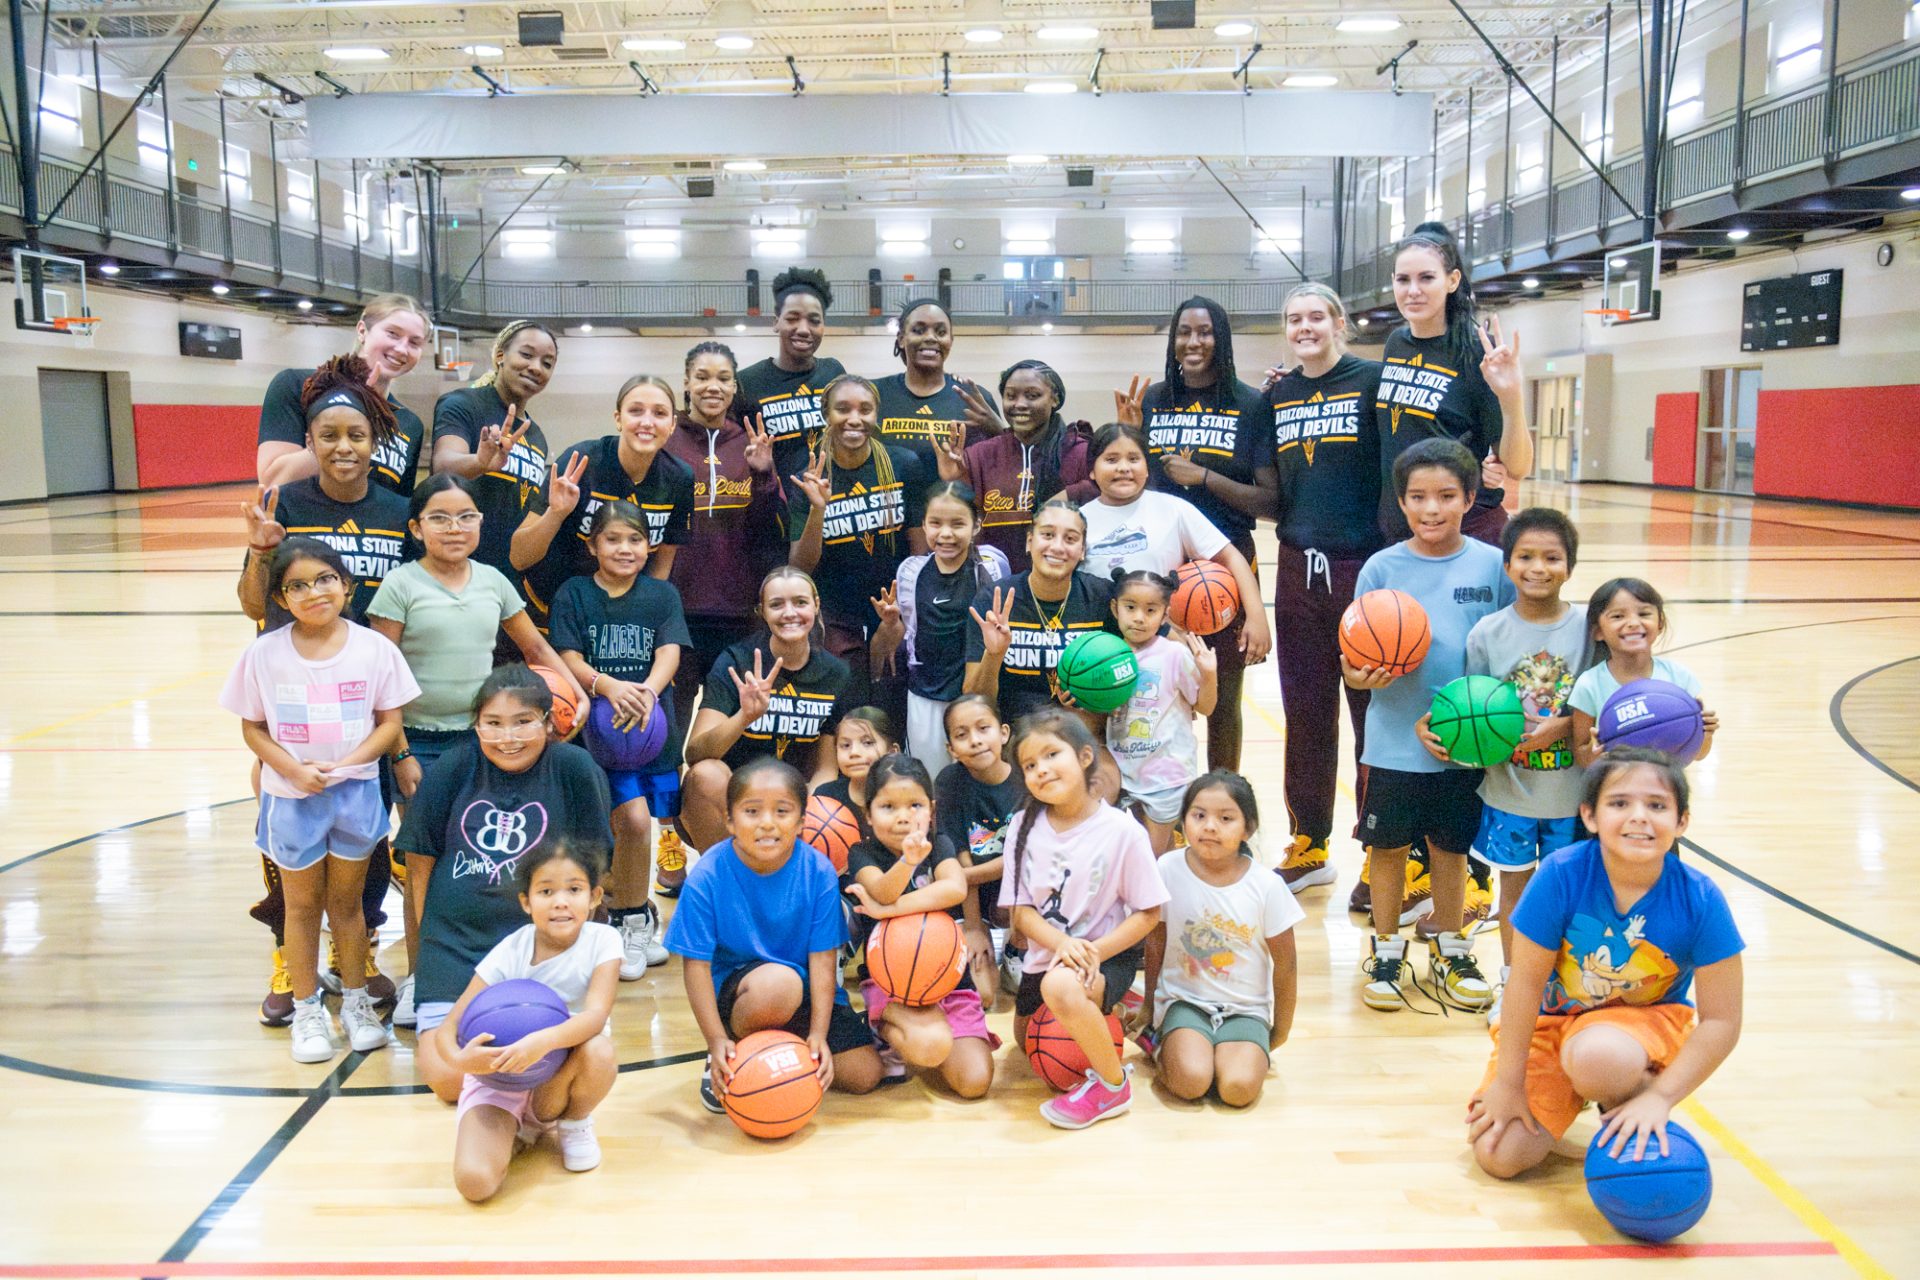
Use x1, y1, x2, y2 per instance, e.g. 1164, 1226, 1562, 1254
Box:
677, 566, 857, 853
873, 297, 1002, 477
1375, 222, 1532, 546
402, 665, 613, 1102
256, 293, 432, 496
735, 267, 848, 483
430, 320, 559, 582
1124, 296, 1278, 774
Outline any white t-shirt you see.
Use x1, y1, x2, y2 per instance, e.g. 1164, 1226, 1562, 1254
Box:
1153, 850, 1304, 1025
474, 922, 623, 1025
1107, 635, 1202, 800
1080, 490, 1230, 580
1568, 656, 1703, 719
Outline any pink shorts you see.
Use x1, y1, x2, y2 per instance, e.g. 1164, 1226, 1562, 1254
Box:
456, 1074, 554, 1138
860, 978, 997, 1046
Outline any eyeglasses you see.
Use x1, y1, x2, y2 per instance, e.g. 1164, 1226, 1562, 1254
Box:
280, 571, 344, 598
475, 717, 548, 741
420, 511, 483, 531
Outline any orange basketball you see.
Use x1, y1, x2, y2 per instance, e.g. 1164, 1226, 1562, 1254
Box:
1022, 1004, 1126, 1092
802, 795, 860, 873
1338, 589, 1431, 676
721, 1029, 823, 1139
866, 910, 966, 1006
1170, 560, 1240, 636
531, 664, 582, 739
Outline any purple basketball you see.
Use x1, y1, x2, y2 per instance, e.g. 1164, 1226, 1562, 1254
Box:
457, 978, 570, 1091
584, 696, 668, 771
1597, 678, 1705, 763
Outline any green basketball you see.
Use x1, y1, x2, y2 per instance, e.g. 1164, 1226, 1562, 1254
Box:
1056, 632, 1139, 714
1428, 675, 1527, 768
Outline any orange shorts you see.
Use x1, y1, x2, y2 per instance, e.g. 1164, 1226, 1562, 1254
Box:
1473, 1003, 1696, 1139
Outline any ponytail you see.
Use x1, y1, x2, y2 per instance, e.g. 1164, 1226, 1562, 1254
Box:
1395, 221, 1480, 369
999, 359, 1069, 511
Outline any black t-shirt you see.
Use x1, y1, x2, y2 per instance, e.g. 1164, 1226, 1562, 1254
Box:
907, 556, 999, 701
702, 639, 855, 773
258, 366, 428, 498
250, 478, 410, 629
737, 355, 848, 482
934, 761, 1027, 918
1269, 355, 1388, 560
874, 373, 999, 477
844, 833, 972, 986
1142, 377, 1274, 551
432, 385, 550, 580
787, 445, 926, 632
523, 435, 694, 624
396, 738, 614, 1005
1376, 327, 1506, 528
964, 570, 1117, 721
548, 573, 693, 772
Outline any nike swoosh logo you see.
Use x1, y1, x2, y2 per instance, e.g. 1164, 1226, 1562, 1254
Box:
932, 596, 952, 605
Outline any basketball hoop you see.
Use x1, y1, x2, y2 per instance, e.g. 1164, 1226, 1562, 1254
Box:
1585, 308, 1631, 326
442, 360, 474, 382
51, 315, 100, 334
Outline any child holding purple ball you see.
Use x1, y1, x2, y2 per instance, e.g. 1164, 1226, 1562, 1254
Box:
1567, 579, 1718, 769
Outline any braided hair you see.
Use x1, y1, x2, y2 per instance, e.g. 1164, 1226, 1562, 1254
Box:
819, 373, 902, 565
473, 319, 557, 390
683, 340, 752, 424
1394, 221, 1481, 370
998, 358, 1069, 513
1003, 708, 1101, 914
1162, 295, 1238, 397
300, 354, 398, 447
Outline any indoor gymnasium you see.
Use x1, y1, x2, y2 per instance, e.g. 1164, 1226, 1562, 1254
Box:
2, 0, 1918, 1275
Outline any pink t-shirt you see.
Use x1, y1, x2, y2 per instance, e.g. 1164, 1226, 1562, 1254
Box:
1001, 799, 1170, 973
1106, 635, 1202, 796
219, 622, 421, 799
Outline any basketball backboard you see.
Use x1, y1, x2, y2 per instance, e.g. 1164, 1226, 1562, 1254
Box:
12, 247, 92, 335
432, 324, 469, 381
1598, 241, 1662, 325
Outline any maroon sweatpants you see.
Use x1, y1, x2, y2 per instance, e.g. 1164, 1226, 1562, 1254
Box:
1201, 534, 1259, 773
1272, 544, 1371, 846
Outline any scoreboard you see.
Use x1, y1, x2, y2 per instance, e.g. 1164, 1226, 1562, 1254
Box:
1741, 268, 1842, 351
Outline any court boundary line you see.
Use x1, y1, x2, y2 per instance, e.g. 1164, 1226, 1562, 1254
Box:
1827, 655, 1920, 797
1680, 838, 1920, 965
0, 1239, 1839, 1277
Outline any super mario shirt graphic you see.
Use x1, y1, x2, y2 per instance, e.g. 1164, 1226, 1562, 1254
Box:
1544, 913, 1682, 1013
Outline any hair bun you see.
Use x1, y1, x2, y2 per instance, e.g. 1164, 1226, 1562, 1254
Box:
1412, 220, 1455, 243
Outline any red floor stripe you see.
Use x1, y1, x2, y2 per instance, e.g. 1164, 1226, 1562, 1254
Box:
0, 1239, 1839, 1276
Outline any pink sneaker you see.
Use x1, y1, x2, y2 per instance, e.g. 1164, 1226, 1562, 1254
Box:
1040, 1065, 1133, 1130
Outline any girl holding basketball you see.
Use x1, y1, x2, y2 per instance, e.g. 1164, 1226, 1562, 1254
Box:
811, 706, 896, 844
549, 501, 691, 980
1136, 771, 1301, 1107
442, 841, 622, 1199
1469, 749, 1745, 1178
937, 694, 1028, 1001
1569, 580, 1718, 768
1003, 709, 1169, 1129
870, 480, 1012, 771
845, 753, 996, 1098
221, 537, 419, 1063
1106, 568, 1218, 853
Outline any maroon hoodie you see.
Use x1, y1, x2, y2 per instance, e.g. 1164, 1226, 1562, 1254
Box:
964, 427, 1094, 573
666, 414, 789, 619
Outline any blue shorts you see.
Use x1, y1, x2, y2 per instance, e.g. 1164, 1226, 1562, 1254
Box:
1471, 805, 1579, 871
255, 777, 389, 872
608, 767, 681, 819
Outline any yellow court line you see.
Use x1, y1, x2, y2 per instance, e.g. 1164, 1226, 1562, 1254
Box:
1, 668, 223, 747
1680, 1099, 1892, 1280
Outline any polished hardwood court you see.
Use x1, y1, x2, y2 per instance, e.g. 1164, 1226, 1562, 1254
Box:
0, 482, 1914, 1278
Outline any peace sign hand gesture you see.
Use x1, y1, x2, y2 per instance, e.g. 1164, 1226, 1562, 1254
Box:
969, 586, 1015, 659
475, 403, 532, 474
547, 452, 589, 518
743, 414, 775, 475
1476, 316, 1523, 401
1113, 375, 1148, 428
728, 650, 785, 724
244, 485, 286, 552
954, 379, 1010, 437
794, 445, 833, 510
870, 583, 901, 629
931, 421, 968, 483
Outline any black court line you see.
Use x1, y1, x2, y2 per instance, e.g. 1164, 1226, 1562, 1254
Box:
0, 798, 249, 876
1664, 612, 1920, 655
1828, 655, 1920, 797
1682, 838, 1920, 966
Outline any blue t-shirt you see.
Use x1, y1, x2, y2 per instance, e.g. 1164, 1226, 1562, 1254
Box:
663, 838, 850, 1004
1513, 838, 1745, 1016
1354, 538, 1516, 773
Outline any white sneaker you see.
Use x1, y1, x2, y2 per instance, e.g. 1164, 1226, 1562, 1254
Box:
639, 902, 669, 966
619, 906, 666, 979
557, 1117, 602, 1172
392, 974, 416, 1028
290, 996, 336, 1064
339, 989, 390, 1053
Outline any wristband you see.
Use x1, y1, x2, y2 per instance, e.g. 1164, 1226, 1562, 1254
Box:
391, 748, 413, 763
590, 673, 603, 697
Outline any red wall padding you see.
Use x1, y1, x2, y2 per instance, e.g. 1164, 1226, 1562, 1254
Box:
1754, 385, 1920, 509
1651, 391, 1698, 488
132, 404, 258, 488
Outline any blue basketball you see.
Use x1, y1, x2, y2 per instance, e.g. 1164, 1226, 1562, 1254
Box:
456, 978, 571, 1091
584, 695, 669, 771
1597, 678, 1705, 763
1585, 1120, 1713, 1242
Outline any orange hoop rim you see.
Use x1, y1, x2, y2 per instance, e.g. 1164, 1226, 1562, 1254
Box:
1584, 308, 1632, 323
51, 315, 101, 331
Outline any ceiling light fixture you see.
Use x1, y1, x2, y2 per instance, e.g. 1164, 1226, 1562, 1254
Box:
462, 45, 503, 58
211, 283, 231, 295
623, 38, 686, 51
520, 164, 566, 175
965, 27, 1005, 42
714, 34, 754, 50
580, 322, 594, 333
1522, 276, 1540, 288
734, 322, 747, 332
1037, 25, 1099, 40
296, 298, 313, 310
323, 47, 389, 61
1008, 153, 1049, 165
1727, 227, 1751, 241
97, 261, 120, 276
1214, 21, 1255, 37
1901, 186, 1920, 201
724, 159, 766, 172
1024, 80, 1077, 94
1284, 73, 1339, 87
1337, 17, 1403, 33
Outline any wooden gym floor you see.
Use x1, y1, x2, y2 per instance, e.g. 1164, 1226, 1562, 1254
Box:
0, 481, 1914, 1279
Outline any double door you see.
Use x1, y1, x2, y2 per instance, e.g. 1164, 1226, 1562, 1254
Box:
1529, 374, 1580, 483
1697, 366, 1760, 495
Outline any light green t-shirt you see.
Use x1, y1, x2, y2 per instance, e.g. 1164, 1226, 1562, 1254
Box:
366, 560, 525, 731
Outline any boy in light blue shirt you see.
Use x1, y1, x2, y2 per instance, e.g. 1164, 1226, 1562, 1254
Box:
1345, 439, 1514, 1014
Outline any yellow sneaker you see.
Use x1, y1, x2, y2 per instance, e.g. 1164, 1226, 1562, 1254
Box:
1427, 932, 1494, 1011
1397, 861, 1433, 927
1347, 851, 1372, 914
655, 827, 687, 898
1278, 834, 1336, 891
260, 948, 294, 1027
1417, 878, 1495, 941
320, 938, 343, 995
1361, 935, 1410, 1012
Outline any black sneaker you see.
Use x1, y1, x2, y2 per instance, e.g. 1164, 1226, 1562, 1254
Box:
699, 1064, 725, 1114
